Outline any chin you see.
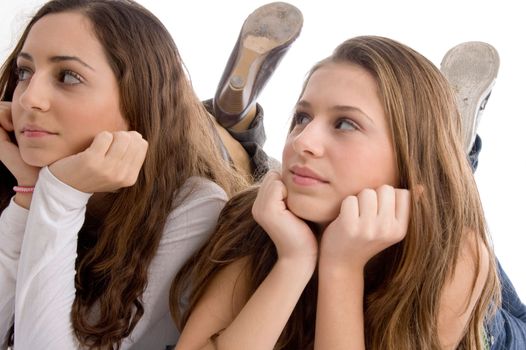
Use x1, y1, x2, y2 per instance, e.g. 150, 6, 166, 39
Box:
286, 194, 338, 225
19, 150, 56, 168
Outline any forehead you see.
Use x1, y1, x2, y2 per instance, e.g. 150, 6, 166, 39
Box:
301, 62, 384, 117
303, 62, 378, 98
22, 12, 106, 65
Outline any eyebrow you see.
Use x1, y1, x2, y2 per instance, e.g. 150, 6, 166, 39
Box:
18, 52, 95, 71
296, 100, 375, 125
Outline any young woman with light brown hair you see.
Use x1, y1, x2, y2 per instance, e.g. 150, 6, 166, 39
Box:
171, 35, 502, 350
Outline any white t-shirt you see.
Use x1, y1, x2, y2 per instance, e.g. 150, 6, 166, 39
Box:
0, 166, 227, 349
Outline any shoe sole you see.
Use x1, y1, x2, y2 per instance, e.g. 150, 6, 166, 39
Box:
216, 2, 303, 117
440, 41, 499, 152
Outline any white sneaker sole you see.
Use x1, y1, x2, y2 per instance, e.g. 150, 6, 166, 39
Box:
440, 41, 500, 152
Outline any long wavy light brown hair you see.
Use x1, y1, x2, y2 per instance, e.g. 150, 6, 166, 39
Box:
171, 36, 501, 349
0, 0, 247, 348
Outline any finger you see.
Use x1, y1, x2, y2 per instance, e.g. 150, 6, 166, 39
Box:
254, 170, 286, 214
263, 169, 281, 185
252, 170, 286, 222
0, 103, 14, 131
377, 185, 395, 218
259, 170, 282, 198
0, 140, 22, 169
265, 174, 286, 203
120, 132, 145, 165
0, 126, 11, 143
339, 195, 359, 221
121, 133, 148, 183
84, 131, 114, 158
105, 131, 132, 161
395, 189, 411, 225
357, 188, 377, 218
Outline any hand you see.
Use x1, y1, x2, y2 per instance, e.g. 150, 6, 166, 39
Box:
320, 185, 411, 269
252, 171, 318, 264
0, 101, 40, 186
49, 131, 148, 193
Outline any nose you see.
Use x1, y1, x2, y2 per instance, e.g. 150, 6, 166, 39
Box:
17, 73, 51, 113
292, 121, 325, 157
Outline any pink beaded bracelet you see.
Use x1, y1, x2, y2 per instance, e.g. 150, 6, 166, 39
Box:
13, 186, 35, 193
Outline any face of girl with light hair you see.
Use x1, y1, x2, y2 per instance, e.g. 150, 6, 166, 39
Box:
282, 62, 399, 225
11, 12, 128, 167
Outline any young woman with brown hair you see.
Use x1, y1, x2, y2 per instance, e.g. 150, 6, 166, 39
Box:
171, 36, 504, 349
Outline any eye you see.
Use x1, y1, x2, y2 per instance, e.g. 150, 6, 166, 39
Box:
58, 70, 83, 85
335, 118, 358, 131
15, 67, 33, 82
292, 112, 311, 126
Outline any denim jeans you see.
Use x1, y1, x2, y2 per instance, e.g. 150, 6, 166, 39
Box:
469, 135, 526, 349
486, 261, 526, 349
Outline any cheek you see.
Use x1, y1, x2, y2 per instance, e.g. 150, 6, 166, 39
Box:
79, 102, 128, 133
339, 146, 398, 191
11, 90, 23, 128
281, 137, 294, 164
80, 83, 127, 132
115, 114, 129, 131
104, 102, 128, 131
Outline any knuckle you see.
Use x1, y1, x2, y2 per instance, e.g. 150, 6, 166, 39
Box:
115, 131, 130, 141
358, 188, 375, 201
341, 196, 356, 208
99, 130, 113, 140
130, 131, 143, 140
378, 184, 393, 192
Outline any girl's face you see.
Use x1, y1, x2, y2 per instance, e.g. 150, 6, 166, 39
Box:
12, 12, 128, 167
282, 62, 399, 226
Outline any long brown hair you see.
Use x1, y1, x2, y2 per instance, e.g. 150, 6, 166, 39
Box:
171, 36, 500, 349
0, 0, 246, 348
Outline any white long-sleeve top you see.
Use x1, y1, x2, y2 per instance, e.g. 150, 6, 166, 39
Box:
0, 167, 227, 349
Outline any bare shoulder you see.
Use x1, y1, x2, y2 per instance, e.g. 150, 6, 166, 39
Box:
437, 231, 491, 348
444, 230, 491, 310
459, 230, 490, 281
176, 257, 251, 349
203, 256, 252, 315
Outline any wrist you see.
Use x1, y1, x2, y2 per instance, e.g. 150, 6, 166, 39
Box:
14, 192, 33, 209
15, 174, 38, 188
275, 255, 317, 279
319, 251, 366, 275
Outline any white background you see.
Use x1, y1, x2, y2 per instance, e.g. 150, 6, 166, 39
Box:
2, 1, 524, 300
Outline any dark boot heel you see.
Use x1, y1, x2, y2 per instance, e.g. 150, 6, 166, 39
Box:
214, 2, 303, 128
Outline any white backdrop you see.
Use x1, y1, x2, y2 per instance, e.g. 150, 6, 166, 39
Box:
2, 0, 525, 300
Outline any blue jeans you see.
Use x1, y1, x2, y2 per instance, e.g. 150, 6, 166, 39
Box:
487, 261, 526, 349
470, 136, 526, 349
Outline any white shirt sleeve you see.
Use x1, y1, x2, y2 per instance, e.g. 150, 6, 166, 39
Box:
14, 166, 91, 349
10, 168, 227, 350
0, 199, 28, 348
